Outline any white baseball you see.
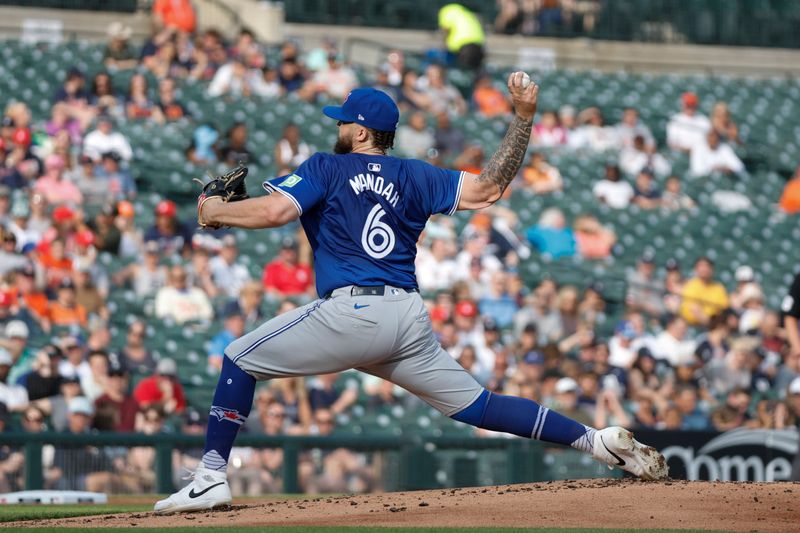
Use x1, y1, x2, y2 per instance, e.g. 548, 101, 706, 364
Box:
520, 72, 531, 88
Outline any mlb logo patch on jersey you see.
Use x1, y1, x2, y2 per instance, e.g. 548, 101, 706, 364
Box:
368, 163, 381, 172
281, 174, 303, 188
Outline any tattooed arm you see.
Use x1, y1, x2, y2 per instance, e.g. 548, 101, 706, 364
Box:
457, 72, 539, 210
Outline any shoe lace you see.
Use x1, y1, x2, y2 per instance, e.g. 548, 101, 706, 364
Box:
181, 468, 197, 482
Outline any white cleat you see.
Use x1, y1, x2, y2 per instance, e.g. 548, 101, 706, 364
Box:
592, 426, 668, 480
154, 467, 232, 515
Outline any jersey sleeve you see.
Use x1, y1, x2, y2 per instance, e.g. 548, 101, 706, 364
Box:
266, 153, 328, 216
412, 161, 465, 216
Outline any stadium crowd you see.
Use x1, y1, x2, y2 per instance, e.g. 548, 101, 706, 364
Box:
0, 0, 799, 494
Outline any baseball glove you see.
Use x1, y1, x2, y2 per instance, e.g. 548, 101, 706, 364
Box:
196, 164, 249, 229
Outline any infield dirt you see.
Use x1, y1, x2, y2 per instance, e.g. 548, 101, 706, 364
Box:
7, 479, 800, 531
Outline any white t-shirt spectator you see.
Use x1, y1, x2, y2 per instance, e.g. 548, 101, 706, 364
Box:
207, 63, 263, 98
209, 256, 251, 298
593, 179, 635, 209
619, 147, 672, 177
651, 331, 696, 367
690, 141, 745, 177
415, 247, 458, 292
666, 112, 711, 151
154, 286, 214, 324
82, 129, 133, 162
396, 125, 435, 159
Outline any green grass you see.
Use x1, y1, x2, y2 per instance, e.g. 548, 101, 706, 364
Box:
0, 504, 150, 523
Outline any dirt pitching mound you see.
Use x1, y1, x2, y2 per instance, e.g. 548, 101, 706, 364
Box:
10, 479, 800, 531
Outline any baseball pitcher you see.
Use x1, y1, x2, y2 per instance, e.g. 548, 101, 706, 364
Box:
156, 72, 667, 514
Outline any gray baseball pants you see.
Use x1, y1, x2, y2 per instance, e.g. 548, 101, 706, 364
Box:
226, 285, 483, 416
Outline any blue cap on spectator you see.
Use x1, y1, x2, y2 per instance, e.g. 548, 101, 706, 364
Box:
616, 320, 637, 340
323, 88, 399, 132
523, 351, 544, 366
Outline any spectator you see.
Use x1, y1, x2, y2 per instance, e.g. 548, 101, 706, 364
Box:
22, 345, 62, 401
144, 200, 193, 256
154, 264, 213, 324
519, 152, 562, 194
438, 3, 485, 70
525, 207, 576, 259
690, 130, 745, 177
667, 91, 711, 152
631, 170, 662, 209
103, 22, 137, 70
153, 0, 196, 34
45, 102, 82, 146
472, 74, 511, 118
478, 272, 518, 329
738, 284, 766, 335
416, 237, 458, 293
156, 78, 188, 121
236, 281, 265, 328
397, 70, 430, 112
531, 110, 567, 148
186, 124, 219, 166
680, 257, 729, 326
548, 377, 593, 426
779, 164, 800, 214
70, 154, 113, 208
47, 279, 87, 328
395, 111, 435, 159
207, 55, 262, 99
217, 122, 253, 166
418, 64, 466, 116
433, 111, 465, 159
262, 237, 314, 298
274, 123, 310, 170
99, 151, 136, 200
209, 235, 251, 298
710, 102, 739, 144
729, 265, 758, 311
277, 57, 305, 95
661, 176, 695, 210
674, 385, 710, 430
3, 320, 33, 386
0, 232, 27, 275
452, 144, 484, 174
113, 240, 168, 298
608, 320, 643, 369
72, 265, 107, 319
615, 107, 654, 149
573, 215, 616, 260
593, 164, 634, 209
299, 52, 357, 102
704, 338, 756, 398
94, 365, 137, 432
119, 320, 155, 375
626, 252, 666, 317
47, 396, 114, 492
571, 107, 620, 152
308, 373, 357, 415
619, 135, 671, 177
133, 358, 186, 415
208, 307, 245, 371
89, 71, 122, 116
82, 115, 133, 163
33, 155, 82, 207
651, 316, 696, 367
125, 73, 161, 121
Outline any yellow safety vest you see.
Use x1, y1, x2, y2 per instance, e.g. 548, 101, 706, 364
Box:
438, 4, 485, 52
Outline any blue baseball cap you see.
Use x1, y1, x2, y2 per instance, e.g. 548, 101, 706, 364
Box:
322, 88, 399, 132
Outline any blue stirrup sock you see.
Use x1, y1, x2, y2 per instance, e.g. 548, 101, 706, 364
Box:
200, 355, 257, 472
451, 389, 596, 453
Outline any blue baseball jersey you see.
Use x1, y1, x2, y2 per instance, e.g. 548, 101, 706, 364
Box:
264, 152, 465, 297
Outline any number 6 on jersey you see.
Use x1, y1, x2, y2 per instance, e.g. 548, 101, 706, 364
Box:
361, 204, 396, 259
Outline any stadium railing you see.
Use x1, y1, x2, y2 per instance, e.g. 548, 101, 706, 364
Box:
1, 431, 619, 494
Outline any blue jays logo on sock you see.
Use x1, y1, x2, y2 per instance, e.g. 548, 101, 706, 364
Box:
210, 406, 246, 425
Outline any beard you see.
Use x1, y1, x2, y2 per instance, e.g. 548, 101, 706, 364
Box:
333, 132, 353, 154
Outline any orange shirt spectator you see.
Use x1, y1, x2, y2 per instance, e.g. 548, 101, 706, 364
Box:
573, 215, 616, 260
472, 74, 511, 118
779, 166, 800, 214
37, 241, 73, 289
153, 0, 196, 34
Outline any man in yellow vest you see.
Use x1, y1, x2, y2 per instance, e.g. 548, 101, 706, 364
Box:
438, 3, 485, 70
680, 256, 730, 326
